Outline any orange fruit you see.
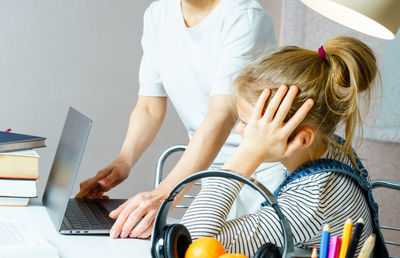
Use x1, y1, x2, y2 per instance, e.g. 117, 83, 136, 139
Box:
185, 237, 226, 258
219, 254, 248, 258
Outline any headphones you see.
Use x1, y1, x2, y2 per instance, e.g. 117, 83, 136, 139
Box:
150, 170, 296, 258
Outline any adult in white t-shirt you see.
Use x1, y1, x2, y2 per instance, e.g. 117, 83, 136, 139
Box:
76, 0, 284, 239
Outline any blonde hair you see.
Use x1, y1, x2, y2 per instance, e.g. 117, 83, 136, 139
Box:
233, 36, 378, 170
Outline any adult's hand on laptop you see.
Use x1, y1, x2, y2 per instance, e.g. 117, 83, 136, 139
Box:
108, 190, 162, 239
75, 157, 131, 199
108, 184, 178, 239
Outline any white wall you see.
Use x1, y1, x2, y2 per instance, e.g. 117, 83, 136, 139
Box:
0, 1, 283, 200
260, 0, 282, 40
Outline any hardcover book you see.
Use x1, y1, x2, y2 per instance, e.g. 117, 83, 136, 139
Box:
0, 131, 46, 152
0, 150, 39, 179
0, 178, 37, 198
0, 197, 31, 207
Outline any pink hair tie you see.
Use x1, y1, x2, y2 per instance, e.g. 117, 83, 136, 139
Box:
318, 46, 328, 64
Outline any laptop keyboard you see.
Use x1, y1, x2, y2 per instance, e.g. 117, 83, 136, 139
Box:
63, 199, 115, 230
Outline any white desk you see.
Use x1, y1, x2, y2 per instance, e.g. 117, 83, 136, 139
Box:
0, 204, 152, 258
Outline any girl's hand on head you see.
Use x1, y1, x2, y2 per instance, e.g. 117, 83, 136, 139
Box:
238, 85, 314, 163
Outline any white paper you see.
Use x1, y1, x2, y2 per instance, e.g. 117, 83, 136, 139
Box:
0, 149, 39, 158
0, 215, 59, 258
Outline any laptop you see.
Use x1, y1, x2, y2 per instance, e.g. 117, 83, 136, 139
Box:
42, 107, 126, 234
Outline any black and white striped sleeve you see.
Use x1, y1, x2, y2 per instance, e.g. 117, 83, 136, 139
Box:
181, 177, 292, 255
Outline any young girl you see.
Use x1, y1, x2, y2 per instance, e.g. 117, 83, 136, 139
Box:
181, 36, 380, 256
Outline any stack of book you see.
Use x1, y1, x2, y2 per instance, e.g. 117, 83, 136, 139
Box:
0, 130, 46, 207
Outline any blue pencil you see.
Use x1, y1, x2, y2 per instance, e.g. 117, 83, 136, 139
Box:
320, 223, 331, 258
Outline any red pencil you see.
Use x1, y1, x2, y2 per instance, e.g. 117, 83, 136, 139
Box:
311, 244, 318, 258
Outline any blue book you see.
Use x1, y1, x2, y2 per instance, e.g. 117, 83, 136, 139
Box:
0, 131, 46, 152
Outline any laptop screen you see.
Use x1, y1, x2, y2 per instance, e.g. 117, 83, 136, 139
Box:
42, 107, 92, 231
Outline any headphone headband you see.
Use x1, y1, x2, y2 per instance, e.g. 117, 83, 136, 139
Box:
151, 170, 295, 257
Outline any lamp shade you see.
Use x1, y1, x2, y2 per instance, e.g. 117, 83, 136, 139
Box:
301, 0, 400, 40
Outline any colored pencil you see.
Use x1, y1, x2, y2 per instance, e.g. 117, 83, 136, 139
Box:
328, 236, 342, 258
320, 223, 331, 258
346, 218, 365, 258
338, 218, 353, 258
311, 244, 318, 258
357, 234, 376, 258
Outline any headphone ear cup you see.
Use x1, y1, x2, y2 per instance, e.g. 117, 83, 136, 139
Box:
253, 243, 282, 258
164, 224, 192, 258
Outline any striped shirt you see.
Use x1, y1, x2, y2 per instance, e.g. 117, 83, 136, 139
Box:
181, 145, 373, 257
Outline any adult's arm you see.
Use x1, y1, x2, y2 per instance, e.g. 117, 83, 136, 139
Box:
75, 96, 167, 198
76, 1, 166, 199
109, 94, 237, 238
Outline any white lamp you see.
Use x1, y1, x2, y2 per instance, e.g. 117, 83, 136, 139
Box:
300, 0, 400, 40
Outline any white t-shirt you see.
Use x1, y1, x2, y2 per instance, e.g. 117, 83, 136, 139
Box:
138, 0, 277, 165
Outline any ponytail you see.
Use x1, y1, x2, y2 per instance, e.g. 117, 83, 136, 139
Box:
323, 36, 377, 169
